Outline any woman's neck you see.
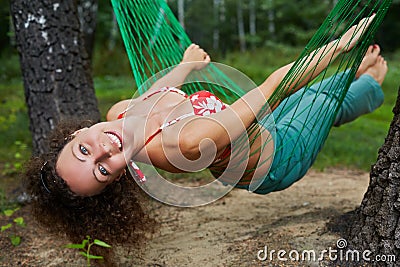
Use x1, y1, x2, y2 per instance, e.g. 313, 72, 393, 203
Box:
122, 91, 193, 160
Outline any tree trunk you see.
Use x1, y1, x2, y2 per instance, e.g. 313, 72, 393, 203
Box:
267, 0, 275, 39
249, 0, 256, 49
213, 0, 220, 51
178, 0, 185, 29
10, 0, 101, 155
237, 0, 246, 52
77, 0, 98, 61
219, 0, 227, 56
108, 12, 119, 51
346, 87, 400, 265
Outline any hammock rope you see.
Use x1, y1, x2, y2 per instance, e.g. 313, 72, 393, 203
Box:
111, 0, 391, 182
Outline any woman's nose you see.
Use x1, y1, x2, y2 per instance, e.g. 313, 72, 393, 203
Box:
98, 143, 112, 159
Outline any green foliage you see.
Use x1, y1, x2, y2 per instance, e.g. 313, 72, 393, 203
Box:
0, 80, 31, 166
65, 236, 112, 267
0, 51, 21, 82
0, 82, 26, 131
376, 3, 400, 52
0, 190, 8, 213
94, 76, 136, 120
0, 189, 18, 214
1, 223, 11, 232
0, 207, 25, 246
2, 0, 400, 59
92, 44, 132, 77
2, 141, 28, 176
10, 235, 21, 246
169, 0, 335, 53
271, 0, 330, 46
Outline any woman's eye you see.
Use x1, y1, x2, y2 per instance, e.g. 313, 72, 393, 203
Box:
99, 165, 109, 176
79, 145, 89, 155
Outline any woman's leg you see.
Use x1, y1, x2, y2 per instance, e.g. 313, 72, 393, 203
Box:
253, 64, 385, 194
334, 54, 387, 126
255, 90, 341, 194
273, 45, 382, 124
272, 71, 352, 123
333, 73, 383, 126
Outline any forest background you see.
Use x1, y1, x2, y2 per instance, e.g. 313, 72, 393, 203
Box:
0, 0, 400, 181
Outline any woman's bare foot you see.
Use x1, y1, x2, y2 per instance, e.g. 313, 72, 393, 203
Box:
363, 55, 388, 85
356, 44, 381, 78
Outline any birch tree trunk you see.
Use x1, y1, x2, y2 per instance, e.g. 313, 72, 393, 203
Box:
220, 0, 227, 55
213, 0, 220, 51
10, 0, 100, 155
178, 0, 185, 29
108, 12, 119, 51
249, 0, 256, 49
267, 0, 275, 39
237, 0, 246, 52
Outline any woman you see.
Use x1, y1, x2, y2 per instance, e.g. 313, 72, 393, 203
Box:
25, 15, 387, 255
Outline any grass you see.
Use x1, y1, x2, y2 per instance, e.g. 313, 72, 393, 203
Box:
0, 45, 399, 175
0, 80, 30, 164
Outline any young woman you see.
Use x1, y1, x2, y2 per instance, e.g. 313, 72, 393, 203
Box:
25, 15, 387, 255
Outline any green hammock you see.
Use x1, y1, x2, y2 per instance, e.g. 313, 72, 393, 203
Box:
111, 0, 391, 187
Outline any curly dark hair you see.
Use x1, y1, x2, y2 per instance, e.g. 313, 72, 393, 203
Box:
24, 120, 157, 266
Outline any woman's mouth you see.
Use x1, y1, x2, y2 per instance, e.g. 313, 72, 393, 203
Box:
105, 131, 123, 151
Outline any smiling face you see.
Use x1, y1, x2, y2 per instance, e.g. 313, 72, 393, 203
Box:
56, 121, 127, 196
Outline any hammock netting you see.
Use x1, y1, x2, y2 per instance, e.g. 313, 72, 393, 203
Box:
111, 0, 391, 184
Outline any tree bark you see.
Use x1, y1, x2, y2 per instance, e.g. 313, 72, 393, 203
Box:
10, 0, 101, 155
347, 87, 400, 265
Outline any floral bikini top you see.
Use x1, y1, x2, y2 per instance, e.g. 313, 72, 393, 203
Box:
118, 87, 227, 182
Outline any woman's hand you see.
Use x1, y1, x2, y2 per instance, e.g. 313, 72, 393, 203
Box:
140, 44, 210, 98
339, 14, 376, 52
181, 43, 211, 70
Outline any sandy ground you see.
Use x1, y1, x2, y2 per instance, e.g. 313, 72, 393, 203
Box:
0, 168, 370, 266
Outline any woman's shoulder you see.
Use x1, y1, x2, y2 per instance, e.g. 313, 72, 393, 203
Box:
106, 99, 134, 121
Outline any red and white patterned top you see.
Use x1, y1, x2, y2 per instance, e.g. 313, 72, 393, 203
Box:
189, 90, 226, 115
119, 87, 227, 183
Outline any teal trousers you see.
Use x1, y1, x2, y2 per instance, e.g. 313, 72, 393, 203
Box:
248, 71, 384, 194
